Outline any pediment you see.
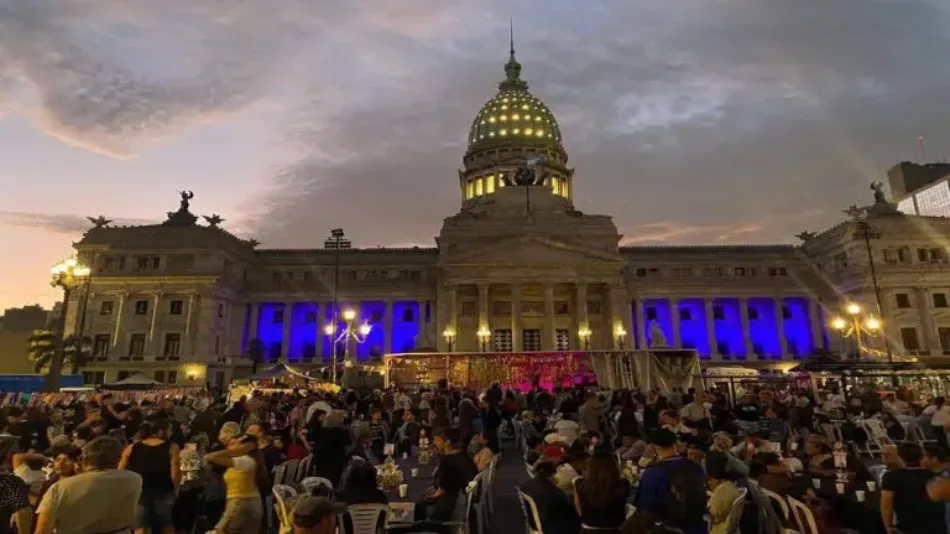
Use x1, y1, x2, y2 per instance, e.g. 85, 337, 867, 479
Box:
441, 236, 622, 266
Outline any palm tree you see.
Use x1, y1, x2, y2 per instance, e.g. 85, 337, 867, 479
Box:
27, 331, 90, 374
247, 338, 265, 375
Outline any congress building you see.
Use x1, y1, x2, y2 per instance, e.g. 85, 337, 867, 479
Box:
67, 49, 950, 387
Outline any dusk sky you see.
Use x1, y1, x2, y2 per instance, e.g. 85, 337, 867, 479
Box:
1, 0, 949, 311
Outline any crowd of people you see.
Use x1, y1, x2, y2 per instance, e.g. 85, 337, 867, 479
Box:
0, 381, 946, 534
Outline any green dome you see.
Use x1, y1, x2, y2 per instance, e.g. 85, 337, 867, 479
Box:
466, 45, 562, 150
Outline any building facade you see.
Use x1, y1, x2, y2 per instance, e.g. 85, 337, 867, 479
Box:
66, 51, 950, 387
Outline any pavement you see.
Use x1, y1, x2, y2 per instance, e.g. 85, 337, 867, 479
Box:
487, 443, 531, 531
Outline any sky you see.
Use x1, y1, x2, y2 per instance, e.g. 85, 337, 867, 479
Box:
1, 0, 950, 311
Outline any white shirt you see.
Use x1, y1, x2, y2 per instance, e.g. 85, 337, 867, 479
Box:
931, 405, 950, 427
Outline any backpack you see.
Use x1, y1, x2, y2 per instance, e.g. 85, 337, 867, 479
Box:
655, 460, 707, 526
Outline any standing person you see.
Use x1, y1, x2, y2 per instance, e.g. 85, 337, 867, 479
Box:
119, 415, 181, 534
36, 437, 142, 534
632, 429, 708, 534
573, 449, 630, 533
881, 442, 947, 534
927, 397, 950, 450
578, 393, 605, 435
205, 435, 268, 534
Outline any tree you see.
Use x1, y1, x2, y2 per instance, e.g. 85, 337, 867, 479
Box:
27, 330, 91, 374
247, 338, 265, 375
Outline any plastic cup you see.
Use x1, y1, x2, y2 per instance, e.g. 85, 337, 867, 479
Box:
402, 452, 408, 460
411, 468, 419, 478
398, 484, 408, 498
811, 478, 821, 489
867, 481, 876, 492
855, 490, 866, 502
835, 482, 845, 494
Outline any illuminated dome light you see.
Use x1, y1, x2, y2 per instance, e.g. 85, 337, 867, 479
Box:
466, 33, 563, 151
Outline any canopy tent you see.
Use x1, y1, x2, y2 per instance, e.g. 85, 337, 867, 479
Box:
789, 352, 922, 374
102, 373, 164, 391
246, 363, 313, 382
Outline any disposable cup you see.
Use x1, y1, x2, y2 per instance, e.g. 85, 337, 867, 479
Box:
855, 490, 866, 502
835, 482, 845, 494
866, 481, 876, 492
398, 484, 408, 498
811, 478, 821, 489
411, 468, 419, 478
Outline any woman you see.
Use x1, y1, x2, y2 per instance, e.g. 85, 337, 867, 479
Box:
205, 435, 268, 534
573, 449, 630, 533
336, 463, 387, 505
709, 433, 749, 477
520, 461, 580, 534
120, 415, 180, 534
706, 453, 743, 534
468, 432, 495, 473
309, 411, 351, 486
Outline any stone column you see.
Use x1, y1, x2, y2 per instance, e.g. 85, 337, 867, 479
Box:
544, 284, 556, 350
417, 300, 428, 349
739, 297, 754, 358
316, 303, 325, 360
148, 292, 162, 341
112, 292, 127, 346
478, 284, 491, 349
511, 285, 522, 352
916, 287, 938, 352
185, 292, 199, 355
809, 299, 824, 351
705, 299, 717, 359
636, 299, 647, 350
575, 284, 588, 349
609, 285, 629, 350
774, 297, 786, 358
280, 303, 292, 361
248, 303, 260, 340
384, 300, 394, 354
669, 298, 681, 349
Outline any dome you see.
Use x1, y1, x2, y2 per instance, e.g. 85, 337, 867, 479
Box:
466, 45, 562, 151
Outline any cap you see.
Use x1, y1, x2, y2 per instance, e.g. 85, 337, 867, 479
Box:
293, 496, 347, 528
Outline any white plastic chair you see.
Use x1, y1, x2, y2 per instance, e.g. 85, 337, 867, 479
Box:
468, 471, 488, 534
787, 495, 819, 534
868, 464, 887, 485
341, 503, 389, 534
484, 455, 499, 518
517, 489, 544, 534
761, 487, 789, 522
273, 484, 298, 534
300, 476, 335, 497
862, 419, 893, 457
722, 487, 747, 534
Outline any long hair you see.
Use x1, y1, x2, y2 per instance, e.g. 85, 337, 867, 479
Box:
136, 415, 170, 441
240, 435, 270, 491
582, 449, 624, 503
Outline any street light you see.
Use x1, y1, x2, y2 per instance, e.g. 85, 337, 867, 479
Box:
614, 325, 628, 350
323, 228, 351, 382
325, 307, 371, 385
830, 303, 883, 358
578, 326, 592, 350
442, 327, 457, 352
477, 327, 491, 352
850, 220, 895, 367
46, 257, 91, 392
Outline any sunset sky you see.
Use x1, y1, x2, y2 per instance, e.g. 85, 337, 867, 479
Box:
1, 0, 949, 311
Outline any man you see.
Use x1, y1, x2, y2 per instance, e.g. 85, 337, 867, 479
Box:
415, 427, 476, 522
36, 436, 142, 534
292, 495, 346, 534
577, 393, 604, 434
632, 428, 707, 534
923, 444, 950, 534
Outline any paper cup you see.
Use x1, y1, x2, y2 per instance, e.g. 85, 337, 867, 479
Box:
398, 484, 408, 498
811, 478, 821, 489
855, 490, 866, 502
867, 481, 876, 492
835, 482, 845, 494
402, 453, 408, 460
411, 468, 419, 478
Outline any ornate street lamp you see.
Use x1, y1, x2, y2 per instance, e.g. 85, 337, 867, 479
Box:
442, 327, 457, 387
325, 307, 371, 385
46, 257, 91, 392
477, 327, 491, 352
830, 303, 883, 358
578, 326, 592, 350
614, 325, 628, 350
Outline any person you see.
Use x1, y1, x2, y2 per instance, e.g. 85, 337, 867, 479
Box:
414, 427, 476, 523
632, 429, 707, 534
881, 442, 946, 533
928, 397, 950, 450
205, 434, 268, 534
574, 449, 630, 533
705, 453, 742, 534
336, 463, 387, 505
120, 415, 181, 534
291, 495, 346, 534
520, 460, 581, 534
36, 436, 142, 534
469, 432, 495, 472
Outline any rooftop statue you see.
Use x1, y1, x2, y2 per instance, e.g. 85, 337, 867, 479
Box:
795, 231, 816, 242
86, 215, 112, 229
870, 181, 887, 204
203, 214, 225, 228
163, 190, 198, 226
179, 190, 194, 210
503, 156, 547, 187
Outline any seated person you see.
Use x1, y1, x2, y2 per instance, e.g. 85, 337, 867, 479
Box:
524, 435, 544, 465
468, 433, 495, 473
706, 453, 743, 534
618, 434, 647, 462
414, 428, 476, 522
336, 464, 387, 505
520, 461, 580, 534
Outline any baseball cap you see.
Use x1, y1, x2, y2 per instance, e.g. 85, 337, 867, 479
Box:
293, 496, 347, 528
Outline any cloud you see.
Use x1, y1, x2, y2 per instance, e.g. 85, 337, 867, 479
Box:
619, 222, 766, 245
0, 212, 154, 234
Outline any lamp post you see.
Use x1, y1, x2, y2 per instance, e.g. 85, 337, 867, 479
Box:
851, 221, 895, 366
324, 307, 371, 386
477, 327, 491, 352
830, 303, 883, 358
442, 327, 456, 386
323, 228, 351, 381
578, 326, 592, 350
46, 257, 91, 392
614, 325, 628, 350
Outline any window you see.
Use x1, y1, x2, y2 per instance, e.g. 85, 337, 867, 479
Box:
788, 340, 799, 357
930, 248, 945, 263
117, 371, 133, 381
492, 301, 512, 316
918, 248, 930, 262
747, 307, 759, 320
137, 257, 149, 270
587, 301, 602, 315
716, 341, 730, 357
883, 249, 898, 264
635, 268, 647, 277
522, 329, 542, 351
128, 334, 146, 359
303, 271, 313, 283
768, 267, 788, 276
214, 336, 221, 355
154, 371, 177, 384
302, 342, 316, 361
134, 300, 149, 315
782, 306, 792, 320
92, 334, 110, 359
713, 306, 724, 320
217, 303, 225, 318
99, 301, 114, 316
646, 307, 658, 321
460, 302, 477, 316
163, 333, 181, 359
370, 311, 383, 322
897, 248, 911, 263
555, 302, 570, 315
402, 308, 415, 322
939, 327, 950, 354
521, 301, 544, 314
895, 293, 911, 308
169, 300, 184, 315
935, 294, 949, 308
493, 329, 512, 352
304, 311, 317, 323
273, 310, 285, 324
900, 327, 920, 351
678, 308, 691, 321
82, 371, 105, 386
556, 329, 570, 351
734, 267, 747, 276
268, 342, 282, 362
